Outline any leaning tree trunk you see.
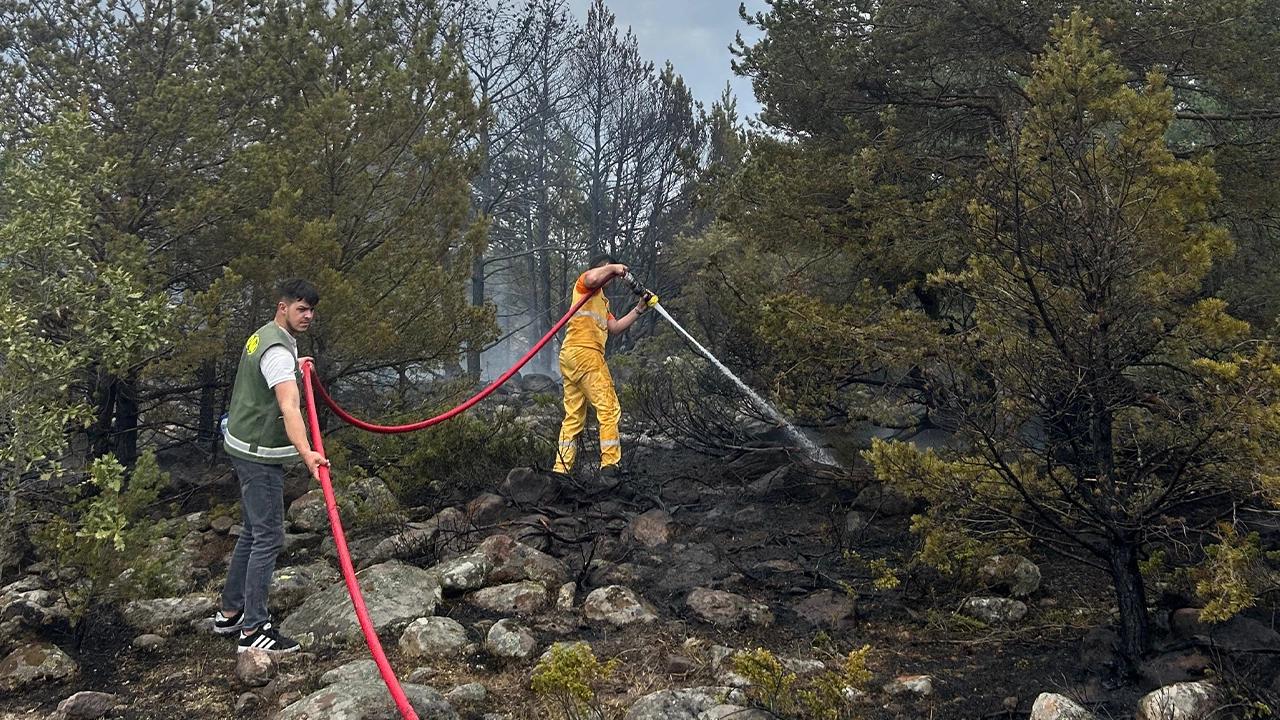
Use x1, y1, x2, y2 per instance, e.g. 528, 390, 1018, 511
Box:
1107, 538, 1150, 671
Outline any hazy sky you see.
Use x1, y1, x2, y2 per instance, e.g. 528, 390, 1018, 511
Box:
565, 0, 769, 118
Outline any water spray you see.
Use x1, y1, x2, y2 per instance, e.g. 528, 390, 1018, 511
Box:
622, 273, 838, 467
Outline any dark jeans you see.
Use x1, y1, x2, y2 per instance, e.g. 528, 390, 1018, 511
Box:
220, 457, 285, 630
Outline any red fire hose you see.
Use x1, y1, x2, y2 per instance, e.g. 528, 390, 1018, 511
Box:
295, 288, 597, 719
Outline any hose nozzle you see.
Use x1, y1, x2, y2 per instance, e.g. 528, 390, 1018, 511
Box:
621, 271, 643, 294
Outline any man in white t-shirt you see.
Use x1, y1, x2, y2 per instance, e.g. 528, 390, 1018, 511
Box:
213, 279, 328, 653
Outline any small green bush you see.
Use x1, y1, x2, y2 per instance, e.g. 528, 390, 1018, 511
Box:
531, 643, 619, 720
337, 412, 540, 508
733, 646, 873, 720
33, 451, 178, 628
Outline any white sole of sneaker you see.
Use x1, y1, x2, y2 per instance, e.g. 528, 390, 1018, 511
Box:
236, 644, 300, 654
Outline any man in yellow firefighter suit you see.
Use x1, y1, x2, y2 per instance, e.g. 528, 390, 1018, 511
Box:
553, 255, 652, 476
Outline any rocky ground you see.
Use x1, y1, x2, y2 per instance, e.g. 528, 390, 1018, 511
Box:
1, 379, 1277, 719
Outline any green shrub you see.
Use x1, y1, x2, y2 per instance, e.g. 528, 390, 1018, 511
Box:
33, 451, 178, 629
531, 643, 619, 720
733, 646, 873, 720
336, 412, 540, 508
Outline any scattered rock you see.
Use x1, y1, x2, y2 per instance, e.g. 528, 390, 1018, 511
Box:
1030, 693, 1097, 720
279, 561, 442, 649
556, 582, 576, 611
484, 618, 537, 661
131, 634, 165, 652
477, 535, 569, 588
287, 489, 329, 533
366, 527, 439, 567
121, 595, 216, 631
55, 690, 117, 719
624, 687, 743, 720
270, 562, 340, 612
979, 554, 1042, 597
1139, 650, 1212, 688
883, 674, 934, 696
0, 641, 78, 691
211, 515, 235, 534
236, 648, 277, 688
468, 581, 549, 615
445, 682, 487, 706
235, 692, 262, 714
1135, 681, 1220, 720
429, 552, 493, 594
791, 589, 857, 630
348, 477, 399, 515
746, 466, 792, 497
406, 666, 440, 685
582, 586, 659, 626
520, 373, 558, 393
500, 467, 560, 505
686, 588, 773, 627
625, 510, 673, 548
960, 597, 1027, 625
320, 659, 380, 687
400, 617, 470, 659
466, 493, 507, 527
1168, 609, 1280, 653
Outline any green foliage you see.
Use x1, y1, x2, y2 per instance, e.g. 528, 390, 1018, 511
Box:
33, 451, 176, 624
861, 12, 1280, 663
1192, 525, 1277, 622
338, 411, 540, 509
531, 643, 619, 720
732, 646, 873, 720
0, 112, 168, 573
0, 1, 496, 464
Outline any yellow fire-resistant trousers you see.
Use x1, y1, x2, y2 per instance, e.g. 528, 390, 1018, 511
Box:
554, 346, 621, 473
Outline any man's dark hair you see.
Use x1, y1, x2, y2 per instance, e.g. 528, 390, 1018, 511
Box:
276, 278, 320, 306
589, 254, 617, 269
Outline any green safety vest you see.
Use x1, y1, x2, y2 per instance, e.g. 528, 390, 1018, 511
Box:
223, 321, 299, 464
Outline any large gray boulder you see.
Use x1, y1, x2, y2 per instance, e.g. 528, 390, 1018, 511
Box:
979, 554, 1042, 597
0, 641, 78, 691
582, 586, 659, 626
624, 688, 741, 720
1135, 682, 1220, 720
686, 588, 773, 627
271, 562, 340, 613
120, 595, 217, 632
288, 489, 329, 533
467, 581, 549, 615
477, 534, 568, 587
280, 561, 441, 649
960, 597, 1027, 625
274, 680, 458, 720
399, 617, 470, 659
430, 553, 493, 594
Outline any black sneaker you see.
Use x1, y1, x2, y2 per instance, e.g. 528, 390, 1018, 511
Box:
212, 609, 243, 635
237, 622, 299, 653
